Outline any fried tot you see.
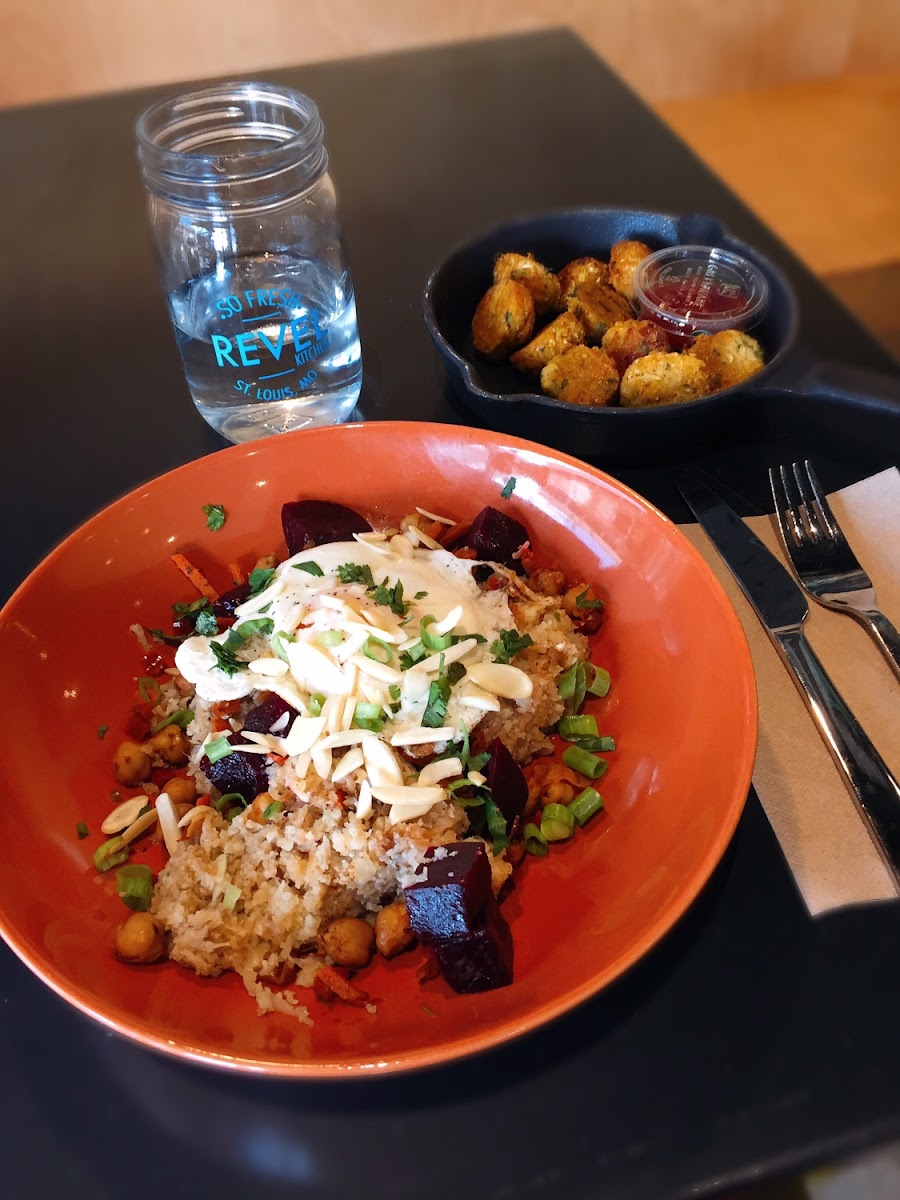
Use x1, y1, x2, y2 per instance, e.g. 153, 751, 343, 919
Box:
565, 280, 634, 342
608, 240, 653, 302
510, 311, 585, 373
619, 351, 709, 407
540, 346, 619, 408
690, 330, 765, 392
471, 279, 535, 359
557, 257, 610, 307
601, 319, 670, 374
493, 252, 561, 314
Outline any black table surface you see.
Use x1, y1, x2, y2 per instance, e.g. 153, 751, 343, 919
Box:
1, 30, 898, 1200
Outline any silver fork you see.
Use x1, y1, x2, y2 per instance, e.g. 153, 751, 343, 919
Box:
769, 460, 900, 682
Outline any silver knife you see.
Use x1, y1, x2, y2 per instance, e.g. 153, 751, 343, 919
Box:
678, 476, 900, 888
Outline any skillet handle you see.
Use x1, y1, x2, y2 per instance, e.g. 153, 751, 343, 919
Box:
760, 358, 900, 414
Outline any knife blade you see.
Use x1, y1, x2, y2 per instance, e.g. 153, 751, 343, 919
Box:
678, 475, 900, 888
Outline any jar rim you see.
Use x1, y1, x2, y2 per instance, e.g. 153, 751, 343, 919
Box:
136, 81, 326, 185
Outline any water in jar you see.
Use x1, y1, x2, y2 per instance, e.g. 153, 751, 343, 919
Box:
170, 252, 362, 443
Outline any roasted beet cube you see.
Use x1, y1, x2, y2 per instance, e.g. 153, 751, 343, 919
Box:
484, 738, 528, 833
242, 693, 298, 735
199, 734, 269, 804
281, 500, 371, 555
404, 842, 492, 940
433, 894, 514, 994
213, 582, 251, 618
459, 506, 528, 570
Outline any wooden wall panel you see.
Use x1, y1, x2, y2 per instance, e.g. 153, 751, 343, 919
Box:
2, 0, 900, 109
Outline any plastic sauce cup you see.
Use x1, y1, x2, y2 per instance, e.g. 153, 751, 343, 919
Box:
632, 245, 769, 348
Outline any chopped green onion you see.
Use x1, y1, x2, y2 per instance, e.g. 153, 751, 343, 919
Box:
570, 787, 604, 826
96, 725, 109, 740
540, 803, 575, 842
574, 588, 604, 609
151, 708, 193, 734
363, 636, 393, 664
214, 791, 246, 814
293, 561, 324, 576
500, 476, 517, 499
205, 735, 232, 764
202, 503, 226, 532
75, 820, 89, 839
452, 793, 486, 809
137, 676, 159, 705
257, 602, 272, 614
420, 615, 453, 652
94, 836, 128, 873
483, 797, 510, 854
271, 630, 297, 662
586, 664, 611, 698
222, 884, 242, 911
524, 821, 549, 856
353, 702, 385, 733
308, 693, 325, 717
263, 801, 284, 820
558, 660, 587, 714
561, 745, 608, 780
558, 714, 598, 741
248, 566, 276, 596
388, 683, 402, 704
115, 864, 154, 911
571, 734, 616, 753
316, 630, 344, 648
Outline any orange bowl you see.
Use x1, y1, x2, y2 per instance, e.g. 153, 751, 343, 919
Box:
0, 422, 756, 1076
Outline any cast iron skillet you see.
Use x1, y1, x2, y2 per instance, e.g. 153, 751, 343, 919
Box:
423, 208, 900, 461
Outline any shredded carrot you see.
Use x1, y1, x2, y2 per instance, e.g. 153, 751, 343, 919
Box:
268, 753, 287, 767
227, 561, 245, 586
314, 965, 369, 1006
171, 553, 219, 602
438, 519, 470, 547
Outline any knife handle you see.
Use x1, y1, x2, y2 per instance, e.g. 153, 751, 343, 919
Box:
776, 628, 900, 888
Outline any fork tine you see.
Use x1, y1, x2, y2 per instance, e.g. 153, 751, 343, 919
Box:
790, 461, 822, 544
769, 465, 801, 550
800, 460, 844, 544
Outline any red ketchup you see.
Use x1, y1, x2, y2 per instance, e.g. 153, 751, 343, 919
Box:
633, 246, 768, 349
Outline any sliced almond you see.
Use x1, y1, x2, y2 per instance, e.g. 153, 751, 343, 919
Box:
467, 661, 533, 701
417, 757, 463, 787
156, 792, 181, 856
101, 795, 150, 836
248, 657, 289, 676
362, 737, 404, 787
350, 653, 402, 685
415, 507, 456, 526
119, 808, 160, 845
428, 604, 464, 637
389, 726, 459, 746
356, 780, 373, 819
332, 745, 365, 782
389, 534, 415, 557
457, 687, 501, 712
283, 715, 327, 757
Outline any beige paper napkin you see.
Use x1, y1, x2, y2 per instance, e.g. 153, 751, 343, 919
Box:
681, 467, 900, 915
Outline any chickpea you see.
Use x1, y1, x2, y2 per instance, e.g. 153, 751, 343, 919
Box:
162, 776, 197, 806
561, 584, 603, 634
254, 554, 279, 571
113, 741, 153, 786
374, 900, 415, 959
544, 779, 577, 807
114, 912, 167, 964
319, 917, 375, 968
245, 791, 275, 824
144, 724, 190, 766
528, 569, 567, 597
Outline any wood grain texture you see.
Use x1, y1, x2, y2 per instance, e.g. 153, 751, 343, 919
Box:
2, 0, 900, 108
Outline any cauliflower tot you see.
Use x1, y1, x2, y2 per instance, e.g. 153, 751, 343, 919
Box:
557, 256, 609, 306
510, 311, 585, 373
608, 240, 653, 302
472, 279, 535, 359
540, 346, 620, 408
493, 252, 561, 314
565, 281, 633, 342
601, 319, 670, 374
619, 351, 709, 408
690, 330, 765, 392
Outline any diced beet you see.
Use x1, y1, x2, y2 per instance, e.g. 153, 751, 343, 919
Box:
281, 500, 371, 555
458, 506, 529, 570
243, 693, 298, 734
433, 894, 514, 993
213, 582, 251, 618
484, 738, 528, 833
404, 842, 492, 940
199, 734, 269, 803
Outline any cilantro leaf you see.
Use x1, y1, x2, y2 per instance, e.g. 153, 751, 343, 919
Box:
248, 567, 276, 596
96, 725, 109, 740
500, 477, 517, 499
172, 596, 210, 618
194, 608, 219, 636
422, 675, 451, 727
372, 577, 410, 616
446, 661, 467, 685
293, 561, 324, 577
490, 628, 534, 664
202, 503, 226, 532
338, 562, 375, 587
210, 641, 248, 677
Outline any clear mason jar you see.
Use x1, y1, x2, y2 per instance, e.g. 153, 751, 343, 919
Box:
136, 82, 362, 443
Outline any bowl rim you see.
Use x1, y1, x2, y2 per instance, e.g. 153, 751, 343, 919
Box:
422, 205, 799, 417
0, 421, 758, 1077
